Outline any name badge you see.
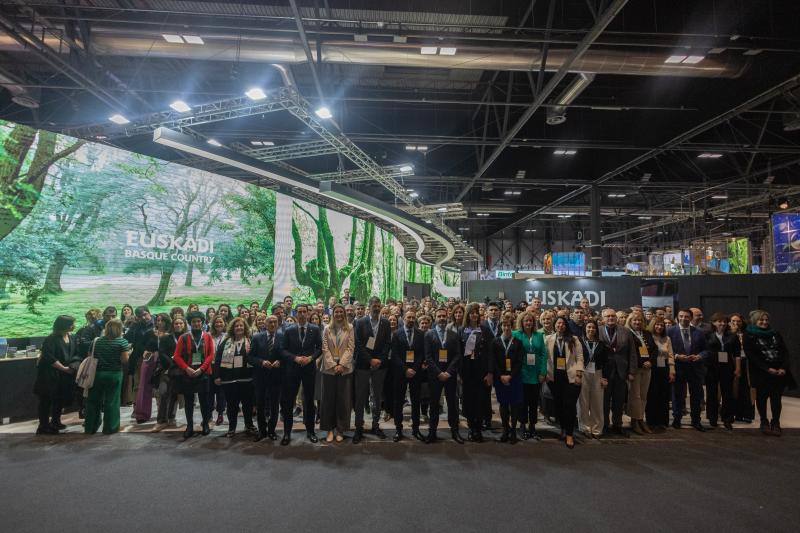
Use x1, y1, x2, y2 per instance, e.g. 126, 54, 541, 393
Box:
657, 356, 666, 368
556, 357, 566, 371
585, 362, 596, 374
438, 349, 448, 363
526, 353, 536, 366
366, 336, 376, 350
638, 345, 649, 358
505, 358, 511, 372
405, 350, 414, 363
191, 350, 203, 365
233, 355, 244, 369
718, 351, 728, 364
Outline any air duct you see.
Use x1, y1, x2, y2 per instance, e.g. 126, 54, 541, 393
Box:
0, 31, 749, 79
547, 73, 594, 125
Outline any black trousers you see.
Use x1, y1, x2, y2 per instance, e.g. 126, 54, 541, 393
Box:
706, 365, 735, 424
673, 363, 704, 424
500, 403, 521, 431
37, 392, 62, 429
462, 376, 490, 431
645, 367, 671, 427
756, 379, 784, 423
603, 372, 628, 429
734, 359, 755, 420
282, 367, 316, 434
550, 373, 581, 436
429, 376, 459, 433
210, 379, 226, 416
383, 364, 395, 417
182, 382, 212, 427
521, 382, 542, 428
254, 374, 281, 435
393, 369, 421, 431
222, 381, 254, 432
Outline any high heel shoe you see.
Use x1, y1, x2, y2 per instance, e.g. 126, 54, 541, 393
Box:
565, 436, 575, 449
326, 431, 335, 443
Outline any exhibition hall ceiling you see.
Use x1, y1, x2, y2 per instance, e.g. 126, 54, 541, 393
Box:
0, 0, 799, 264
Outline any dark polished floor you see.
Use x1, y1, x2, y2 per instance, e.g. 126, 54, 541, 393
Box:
1, 426, 798, 533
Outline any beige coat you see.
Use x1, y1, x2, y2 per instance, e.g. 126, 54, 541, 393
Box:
321, 324, 355, 375
545, 334, 585, 384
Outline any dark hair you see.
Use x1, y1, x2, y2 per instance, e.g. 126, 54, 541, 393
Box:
52, 315, 75, 334
709, 312, 728, 323
678, 308, 693, 317
295, 303, 309, 312
487, 301, 500, 309
103, 305, 117, 316
369, 296, 381, 306
582, 318, 600, 339
271, 304, 283, 314
155, 313, 172, 332
186, 310, 205, 324
554, 316, 575, 342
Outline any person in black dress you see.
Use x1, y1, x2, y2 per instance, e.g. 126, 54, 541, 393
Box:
460, 303, 491, 442
488, 313, 524, 444
705, 313, 742, 431
545, 317, 584, 449
33, 315, 78, 435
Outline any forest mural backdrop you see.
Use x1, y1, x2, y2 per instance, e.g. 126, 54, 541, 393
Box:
0, 119, 406, 337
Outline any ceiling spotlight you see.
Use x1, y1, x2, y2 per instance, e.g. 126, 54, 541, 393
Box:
524, 228, 537, 233
108, 114, 130, 125
169, 100, 191, 113
553, 149, 566, 155
557, 214, 573, 219
436, 207, 448, 212
778, 197, 790, 210
683, 55, 705, 64
409, 192, 419, 198
637, 216, 652, 220
405, 145, 417, 151
711, 194, 728, 200
476, 213, 490, 217
564, 149, 577, 155
416, 145, 428, 152
207, 138, 222, 147
698, 153, 723, 159
399, 164, 413, 173
420, 46, 438, 55
608, 193, 627, 198
245, 87, 266, 101
504, 190, 513, 196
183, 35, 204, 45
162, 34, 184, 44
439, 47, 457, 55
315, 106, 333, 119
665, 55, 687, 64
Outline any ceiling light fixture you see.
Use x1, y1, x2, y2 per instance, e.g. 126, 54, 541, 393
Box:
207, 138, 222, 147
399, 164, 413, 173
314, 106, 333, 119
743, 49, 764, 56
437, 207, 447, 212
682, 55, 705, 64
778, 197, 790, 210
108, 114, 130, 125
183, 35, 204, 45
162, 34, 184, 44
245, 88, 266, 101
553, 149, 566, 155
524, 228, 537, 233
637, 216, 652, 220
698, 153, 723, 158
711, 194, 728, 200
416, 145, 428, 152
420, 46, 438, 55
409, 192, 419, 198
476, 213, 490, 217
607, 193, 627, 198
169, 100, 191, 113
439, 47, 457, 56
405, 145, 417, 151
557, 214, 573, 219
665, 55, 687, 64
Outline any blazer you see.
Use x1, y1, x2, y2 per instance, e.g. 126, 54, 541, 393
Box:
280, 322, 323, 373
628, 328, 658, 369
513, 329, 547, 384
651, 335, 677, 374
545, 334, 585, 384
321, 325, 355, 375
173, 331, 215, 375
579, 337, 610, 379
705, 331, 741, 370
213, 337, 253, 384
353, 315, 392, 370
667, 325, 709, 366
249, 330, 284, 384
743, 330, 795, 390
599, 325, 637, 380
459, 325, 490, 383
424, 326, 462, 378
488, 335, 524, 379
390, 326, 425, 373
480, 319, 501, 340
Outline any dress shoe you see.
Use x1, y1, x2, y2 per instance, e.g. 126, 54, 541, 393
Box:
412, 429, 426, 442
254, 432, 267, 442
245, 425, 256, 434
201, 422, 211, 436
36, 425, 59, 435
373, 427, 387, 439
225, 430, 236, 438
691, 423, 706, 433
425, 432, 438, 444
709, 420, 718, 428
771, 420, 782, 436
451, 430, 464, 444
183, 427, 194, 439
723, 421, 733, 431
474, 430, 484, 443
640, 421, 653, 434
51, 421, 66, 430
268, 432, 278, 441
352, 429, 363, 444
760, 421, 772, 435
393, 431, 403, 442
215, 414, 224, 425
631, 421, 644, 435
280, 434, 291, 446
671, 419, 682, 429
509, 430, 518, 444
521, 431, 531, 440
498, 431, 509, 443
307, 431, 319, 443
335, 434, 344, 442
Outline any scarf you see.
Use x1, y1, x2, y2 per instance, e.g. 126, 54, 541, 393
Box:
745, 325, 777, 338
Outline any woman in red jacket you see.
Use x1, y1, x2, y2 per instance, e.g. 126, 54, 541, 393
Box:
173, 311, 216, 438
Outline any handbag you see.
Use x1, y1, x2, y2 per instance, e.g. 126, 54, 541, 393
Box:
75, 338, 99, 394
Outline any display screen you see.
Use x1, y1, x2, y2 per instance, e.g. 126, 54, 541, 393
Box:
0, 119, 405, 337
552, 252, 585, 275
772, 212, 800, 273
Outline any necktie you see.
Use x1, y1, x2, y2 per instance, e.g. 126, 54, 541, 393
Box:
682, 328, 691, 353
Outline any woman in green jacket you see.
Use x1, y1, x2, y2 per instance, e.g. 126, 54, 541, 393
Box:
84, 319, 131, 435
513, 311, 547, 440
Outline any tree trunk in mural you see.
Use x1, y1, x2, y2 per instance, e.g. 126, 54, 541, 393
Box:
0, 126, 84, 241
148, 263, 175, 307
349, 221, 375, 303
42, 251, 67, 294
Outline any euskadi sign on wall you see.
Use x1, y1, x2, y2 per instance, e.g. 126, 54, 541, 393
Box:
465, 277, 642, 310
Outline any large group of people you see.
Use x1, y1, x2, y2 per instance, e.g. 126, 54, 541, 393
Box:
33, 292, 795, 449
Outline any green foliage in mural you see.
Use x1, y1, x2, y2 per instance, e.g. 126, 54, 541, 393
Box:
727, 238, 750, 274
405, 259, 432, 284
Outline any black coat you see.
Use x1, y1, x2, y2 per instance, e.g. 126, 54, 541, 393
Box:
459, 326, 490, 383
390, 327, 425, 373
424, 327, 462, 378
353, 316, 391, 370
488, 335, 524, 378
249, 330, 284, 385
280, 323, 322, 374
705, 331, 741, 378
743, 330, 796, 390
580, 338, 611, 378
629, 329, 659, 369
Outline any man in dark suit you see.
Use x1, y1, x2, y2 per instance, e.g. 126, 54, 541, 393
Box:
424, 307, 464, 444
668, 308, 709, 431
353, 296, 391, 443
479, 301, 502, 430
390, 309, 426, 442
279, 304, 322, 444
599, 307, 638, 435
249, 315, 283, 442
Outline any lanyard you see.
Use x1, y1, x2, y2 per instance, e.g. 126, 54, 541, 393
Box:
489, 321, 498, 337
586, 340, 597, 361
298, 325, 307, 347
605, 326, 616, 345
405, 328, 414, 346
500, 336, 512, 357
555, 337, 566, 357
436, 327, 446, 348
630, 329, 645, 345
370, 317, 380, 338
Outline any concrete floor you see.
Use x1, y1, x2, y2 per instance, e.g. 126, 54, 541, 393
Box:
1, 399, 799, 532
